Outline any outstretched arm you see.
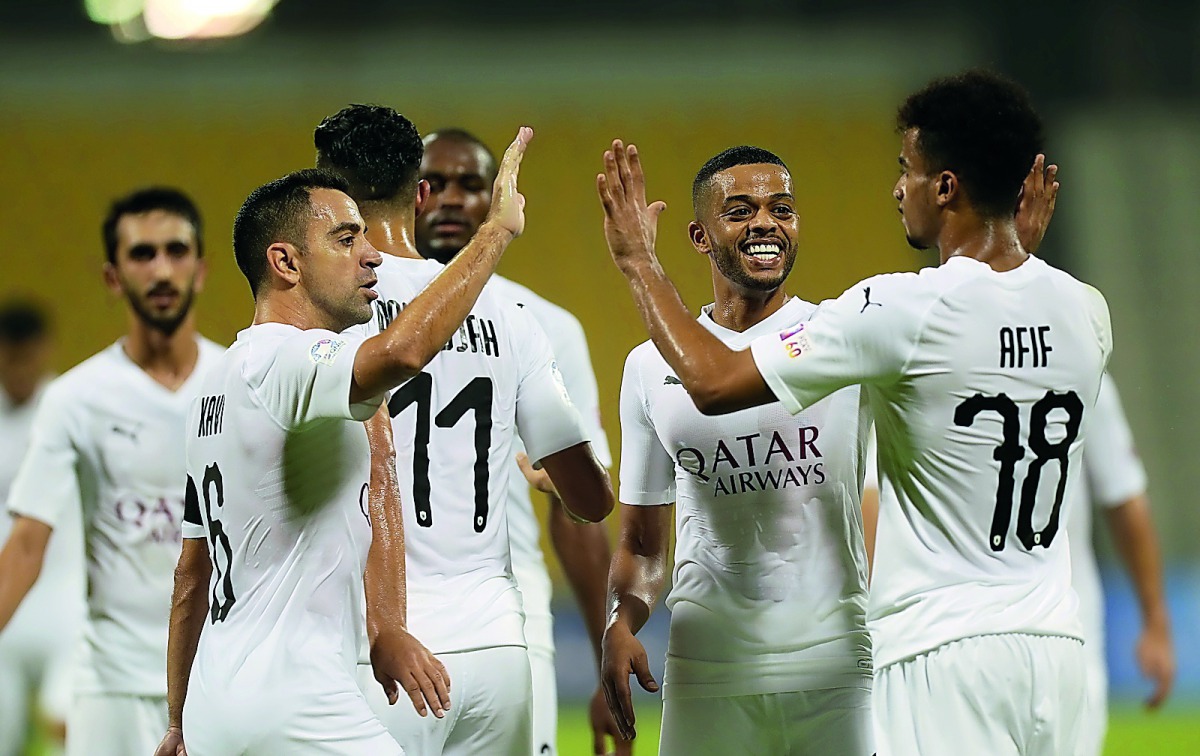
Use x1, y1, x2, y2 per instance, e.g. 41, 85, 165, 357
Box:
1103, 494, 1174, 708
351, 127, 534, 403
598, 140, 771, 415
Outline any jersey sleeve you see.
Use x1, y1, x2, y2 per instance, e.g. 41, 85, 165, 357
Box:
617, 347, 676, 506
5, 379, 82, 529
182, 473, 206, 540
749, 275, 919, 415
512, 310, 590, 464
545, 311, 612, 468
1084, 374, 1147, 508
255, 329, 383, 429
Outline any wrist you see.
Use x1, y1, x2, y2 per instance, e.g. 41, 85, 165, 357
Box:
476, 220, 517, 247
616, 254, 660, 279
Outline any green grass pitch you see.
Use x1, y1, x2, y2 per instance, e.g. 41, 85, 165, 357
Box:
555, 703, 1200, 755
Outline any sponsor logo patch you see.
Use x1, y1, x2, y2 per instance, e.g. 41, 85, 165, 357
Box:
310, 338, 346, 366
778, 324, 812, 359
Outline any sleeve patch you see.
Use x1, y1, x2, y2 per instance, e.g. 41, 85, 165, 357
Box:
309, 338, 347, 366
778, 324, 813, 359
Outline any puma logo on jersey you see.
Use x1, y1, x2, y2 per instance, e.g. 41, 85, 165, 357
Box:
860, 286, 882, 313
664, 375, 683, 386
110, 423, 141, 442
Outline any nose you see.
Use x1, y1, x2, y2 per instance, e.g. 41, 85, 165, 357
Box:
151, 249, 174, 279
749, 207, 777, 235
439, 180, 466, 208
893, 177, 904, 202
363, 242, 383, 269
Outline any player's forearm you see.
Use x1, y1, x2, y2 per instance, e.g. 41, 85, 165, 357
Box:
167, 544, 211, 729
354, 223, 514, 400
549, 495, 613, 668
364, 409, 407, 639
0, 519, 49, 632
619, 259, 767, 415
1105, 495, 1170, 629
539, 443, 615, 523
606, 509, 670, 636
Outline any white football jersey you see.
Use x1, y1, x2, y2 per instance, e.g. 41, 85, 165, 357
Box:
364, 256, 590, 654
622, 299, 872, 700
488, 275, 612, 628
7, 337, 222, 695
1067, 373, 1147, 651
181, 324, 382, 686
751, 256, 1112, 668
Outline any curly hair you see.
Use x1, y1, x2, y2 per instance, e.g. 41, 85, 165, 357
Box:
692, 146, 788, 216
314, 104, 423, 204
897, 70, 1043, 217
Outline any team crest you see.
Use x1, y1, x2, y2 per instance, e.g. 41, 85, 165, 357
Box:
309, 338, 346, 366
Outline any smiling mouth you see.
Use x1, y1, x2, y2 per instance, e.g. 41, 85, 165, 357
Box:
742, 241, 783, 264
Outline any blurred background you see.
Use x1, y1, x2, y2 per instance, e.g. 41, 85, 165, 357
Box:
0, 0, 1197, 753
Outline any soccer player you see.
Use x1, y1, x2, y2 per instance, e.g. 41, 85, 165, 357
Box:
313, 106, 614, 756
597, 70, 1101, 755
416, 127, 620, 756
0, 302, 83, 756
601, 146, 873, 756
0, 188, 221, 756
160, 130, 553, 754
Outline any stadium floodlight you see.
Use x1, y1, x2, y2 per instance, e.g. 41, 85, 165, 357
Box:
86, 0, 280, 42
143, 0, 277, 39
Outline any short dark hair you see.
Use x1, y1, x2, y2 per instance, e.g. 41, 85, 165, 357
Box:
314, 104, 423, 204
692, 146, 789, 215
0, 300, 49, 344
897, 69, 1044, 217
102, 187, 203, 264
232, 168, 351, 296
424, 128, 498, 177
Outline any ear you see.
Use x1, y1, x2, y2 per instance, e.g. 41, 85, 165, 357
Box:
688, 221, 711, 256
414, 179, 431, 217
265, 242, 302, 288
936, 170, 958, 207
102, 262, 122, 296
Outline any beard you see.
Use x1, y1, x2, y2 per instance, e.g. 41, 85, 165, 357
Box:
710, 240, 797, 293
126, 282, 195, 336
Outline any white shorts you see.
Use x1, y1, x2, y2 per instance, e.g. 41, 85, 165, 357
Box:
184, 654, 401, 756
358, 645, 532, 756
524, 611, 558, 755
874, 633, 1086, 756
658, 686, 872, 756
1077, 645, 1108, 756
66, 693, 168, 756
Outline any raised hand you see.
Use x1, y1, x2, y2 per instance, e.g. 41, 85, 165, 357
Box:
370, 627, 452, 718
485, 126, 535, 238
600, 620, 659, 742
597, 140, 667, 273
516, 451, 556, 495
1015, 153, 1059, 254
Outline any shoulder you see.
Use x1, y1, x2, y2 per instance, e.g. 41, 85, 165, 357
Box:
44, 343, 124, 395
622, 340, 665, 383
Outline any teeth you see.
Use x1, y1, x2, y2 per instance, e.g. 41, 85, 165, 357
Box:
747, 243, 780, 257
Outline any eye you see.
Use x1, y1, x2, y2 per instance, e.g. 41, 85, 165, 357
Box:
426, 177, 446, 193
340, 235, 355, 248
725, 206, 751, 219
773, 206, 795, 218
167, 242, 191, 258
462, 177, 487, 192
127, 245, 155, 261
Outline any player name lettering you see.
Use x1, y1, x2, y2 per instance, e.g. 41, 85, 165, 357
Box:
375, 300, 501, 358
197, 394, 225, 438
999, 325, 1052, 368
